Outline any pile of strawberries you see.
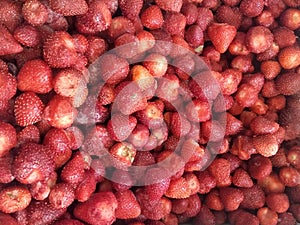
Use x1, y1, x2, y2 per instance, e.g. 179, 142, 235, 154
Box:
0, 0, 300, 224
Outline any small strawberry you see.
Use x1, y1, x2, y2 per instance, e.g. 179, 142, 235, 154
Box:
0, 212, 18, 225
43, 31, 78, 68
0, 153, 14, 183
0, 71, 17, 101
0, 186, 31, 214
208, 158, 231, 187
49, 182, 75, 209
22, 0, 49, 26
240, 184, 266, 209
232, 168, 253, 188
140, 5, 164, 30
207, 23, 237, 53
73, 192, 118, 225
0, 0, 22, 32
266, 193, 290, 213
17, 125, 40, 146
219, 187, 244, 211
75, 170, 97, 202
127, 124, 150, 149
0, 24, 22, 56
193, 205, 216, 225
0, 121, 17, 157
17, 59, 53, 94
119, 0, 143, 21
216, 6, 242, 29
107, 16, 135, 40
258, 173, 285, 194
75, 0, 112, 34
115, 190, 141, 219
49, 0, 88, 16
12, 142, 55, 184
205, 189, 224, 211
154, 0, 183, 12
109, 142, 137, 168
252, 134, 279, 157
135, 102, 164, 129
14, 92, 44, 127
107, 114, 137, 141
165, 177, 191, 199
53, 219, 84, 225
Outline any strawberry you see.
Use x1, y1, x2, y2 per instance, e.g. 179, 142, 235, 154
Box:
228, 209, 259, 225
0, 71, 17, 101
0, 0, 22, 32
53, 219, 85, 225
208, 158, 231, 187
193, 205, 216, 225
169, 112, 191, 138
219, 187, 244, 211
75, 170, 97, 202
277, 213, 297, 225
165, 177, 191, 199
182, 194, 201, 217
119, 0, 143, 21
109, 142, 137, 168
240, 184, 266, 209
232, 168, 253, 188
207, 23, 237, 53
266, 193, 290, 213
12, 143, 55, 184
257, 207, 278, 225
107, 16, 135, 40
22, 0, 49, 26
128, 124, 150, 149
205, 189, 224, 211
73, 192, 118, 225
43, 95, 76, 129
17, 59, 53, 94
49, 182, 75, 209
197, 170, 217, 194
111, 169, 133, 191
171, 198, 189, 214
49, 0, 88, 16
0, 186, 31, 214
140, 5, 164, 30
143, 53, 168, 78
43, 128, 72, 168
0, 24, 22, 56
17, 125, 40, 146
107, 114, 137, 141
14, 92, 44, 127
154, 0, 183, 12
75, 0, 112, 34
65, 126, 84, 150
0, 121, 17, 157
252, 134, 279, 157
43, 31, 78, 68
163, 12, 186, 36
0, 153, 14, 183
216, 6, 242, 29
13, 24, 41, 48
275, 72, 300, 96
135, 102, 164, 129
0, 212, 18, 225
115, 190, 141, 219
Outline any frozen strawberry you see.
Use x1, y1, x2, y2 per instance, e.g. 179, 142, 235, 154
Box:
193, 205, 216, 225
75, 170, 97, 202
245, 26, 274, 54
109, 142, 136, 168
119, 0, 143, 21
216, 6, 242, 29
53, 219, 84, 225
26, 200, 66, 225
277, 212, 297, 225
0, 212, 18, 225
49, 0, 88, 16
228, 209, 259, 225
163, 12, 186, 36
208, 158, 231, 187
17, 125, 40, 146
219, 187, 244, 211
115, 190, 141, 219
17, 59, 53, 94
13, 25, 41, 48
43, 31, 78, 68
0, 186, 31, 214
49, 182, 75, 209
207, 23, 237, 53
197, 170, 217, 194
0, 153, 14, 183
135, 102, 163, 129
240, 0, 264, 17
61, 151, 91, 185
154, 0, 183, 12
73, 192, 118, 225
182, 194, 201, 217
0, 71, 17, 101
140, 5, 163, 30
22, 0, 48, 26
240, 184, 265, 209
111, 169, 133, 191
0, 121, 16, 157
232, 168, 253, 188
165, 177, 191, 199
107, 114, 137, 141
205, 189, 224, 211
128, 124, 150, 149
257, 207, 278, 225
14, 92, 44, 127
143, 53, 168, 78
279, 166, 300, 187
248, 155, 272, 180
75, 0, 112, 34
266, 193, 290, 213
0, 0, 22, 32
43, 95, 76, 129
107, 16, 135, 40
252, 134, 279, 157
225, 113, 243, 136
156, 74, 180, 102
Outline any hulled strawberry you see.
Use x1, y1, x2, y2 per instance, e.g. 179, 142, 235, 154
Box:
0, 121, 17, 157
135, 102, 164, 129
49, 0, 88, 16
73, 192, 118, 225
17, 59, 53, 94
12, 142, 55, 184
43, 31, 78, 68
115, 190, 141, 219
109, 142, 137, 168
165, 177, 191, 199
0, 24, 23, 56
207, 23, 237, 53
14, 92, 44, 127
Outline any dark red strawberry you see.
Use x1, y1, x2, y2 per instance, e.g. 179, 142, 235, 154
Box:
13, 24, 41, 48
154, 0, 183, 12
0, 152, 14, 183
0, 24, 22, 55
49, 0, 88, 16
17, 125, 40, 146
232, 168, 253, 188
0, 121, 17, 157
207, 23, 237, 53
22, 0, 49, 26
219, 187, 244, 211
0, 71, 17, 101
43, 31, 78, 68
115, 190, 141, 219
12, 142, 55, 184
14, 92, 44, 127
119, 0, 143, 20
73, 192, 118, 225
53, 219, 84, 225
0, 0, 22, 32
17, 59, 53, 94
0, 212, 18, 225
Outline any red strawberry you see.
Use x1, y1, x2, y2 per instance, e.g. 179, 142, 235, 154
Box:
43, 31, 78, 68
165, 177, 191, 199
14, 92, 44, 127
0, 186, 31, 214
140, 5, 164, 30
53, 219, 85, 225
208, 158, 232, 187
115, 190, 141, 219
49, 182, 75, 209
216, 6, 242, 29
154, 0, 183, 12
0, 212, 18, 225
111, 169, 133, 191
75, 0, 112, 34
17, 125, 40, 146
197, 170, 217, 194
0, 121, 17, 157
240, 184, 266, 209
252, 134, 279, 157
65, 126, 84, 150
12, 142, 55, 184
107, 114, 137, 141
232, 168, 253, 188
0, 0, 22, 31
49, 0, 88, 16
107, 16, 135, 40
22, 0, 49, 26
119, 0, 143, 20
219, 187, 244, 211
207, 23, 237, 53
182, 194, 201, 217
135, 102, 164, 129
17, 59, 53, 94
266, 193, 290, 213
109, 142, 137, 168
75, 170, 97, 202
193, 205, 216, 225
0, 24, 22, 55
0, 71, 17, 101
73, 192, 118, 225
205, 189, 224, 211
13, 24, 41, 48
0, 152, 14, 183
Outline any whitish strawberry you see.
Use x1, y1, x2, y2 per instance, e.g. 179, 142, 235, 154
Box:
49, 0, 88, 16
207, 23, 237, 53
43, 31, 78, 68
14, 92, 44, 127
